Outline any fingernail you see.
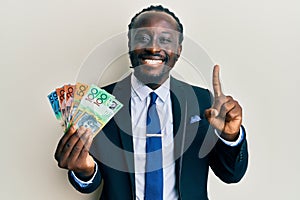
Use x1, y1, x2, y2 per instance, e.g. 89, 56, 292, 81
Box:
86, 128, 92, 133
71, 125, 76, 131
73, 123, 78, 130
211, 109, 219, 117
78, 126, 87, 132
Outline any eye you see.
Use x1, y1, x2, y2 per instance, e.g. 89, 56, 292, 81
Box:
159, 37, 172, 44
135, 34, 151, 43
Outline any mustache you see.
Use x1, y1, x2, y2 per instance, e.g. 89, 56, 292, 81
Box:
137, 53, 166, 60
129, 50, 171, 68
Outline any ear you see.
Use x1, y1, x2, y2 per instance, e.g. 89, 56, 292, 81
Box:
176, 44, 182, 59
127, 30, 133, 51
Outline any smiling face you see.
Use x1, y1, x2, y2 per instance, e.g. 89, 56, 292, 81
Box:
128, 11, 182, 88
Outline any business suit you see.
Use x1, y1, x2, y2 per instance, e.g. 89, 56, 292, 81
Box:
68, 75, 248, 200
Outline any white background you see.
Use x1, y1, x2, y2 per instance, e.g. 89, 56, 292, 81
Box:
1, 0, 299, 199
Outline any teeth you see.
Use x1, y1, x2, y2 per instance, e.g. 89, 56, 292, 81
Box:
144, 59, 163, 65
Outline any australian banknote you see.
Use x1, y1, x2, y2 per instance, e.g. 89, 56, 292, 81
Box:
71, 84, 123, 137
48, 83, 123, 136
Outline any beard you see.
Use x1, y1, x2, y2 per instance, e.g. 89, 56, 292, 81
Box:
129, 51, 173, 85
133, 64, 172, 85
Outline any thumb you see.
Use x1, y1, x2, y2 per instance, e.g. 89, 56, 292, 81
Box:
205, 108, 225, 132
205, 108, 219, 120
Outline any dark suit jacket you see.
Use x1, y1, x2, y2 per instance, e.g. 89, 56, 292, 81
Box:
68, 76, 248, 200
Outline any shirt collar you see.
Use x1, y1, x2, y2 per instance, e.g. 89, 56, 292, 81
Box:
131, 73, 170, 103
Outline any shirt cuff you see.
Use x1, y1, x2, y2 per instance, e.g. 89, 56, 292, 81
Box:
70, 161, 98, 188
214, 127, 244, 147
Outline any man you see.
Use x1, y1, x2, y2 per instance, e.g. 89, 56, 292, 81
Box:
54, 5, 248, 200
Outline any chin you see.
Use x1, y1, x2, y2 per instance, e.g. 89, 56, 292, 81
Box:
133, 65, 170, 85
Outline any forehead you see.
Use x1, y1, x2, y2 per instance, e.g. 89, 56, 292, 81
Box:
132, 11, 178, 31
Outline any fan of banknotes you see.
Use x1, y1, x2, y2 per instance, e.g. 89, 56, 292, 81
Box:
47, 82, 123, 137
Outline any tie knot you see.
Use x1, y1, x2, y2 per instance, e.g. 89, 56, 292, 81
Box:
149, 92, 158, 106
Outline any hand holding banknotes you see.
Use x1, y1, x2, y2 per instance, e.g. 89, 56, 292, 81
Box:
54, 125, 95, 180
49, 82, 123, 179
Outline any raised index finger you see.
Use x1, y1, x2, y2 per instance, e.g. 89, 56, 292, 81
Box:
212, 65, 223, 97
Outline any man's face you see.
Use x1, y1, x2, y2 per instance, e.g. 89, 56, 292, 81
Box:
128, 11, 182, 85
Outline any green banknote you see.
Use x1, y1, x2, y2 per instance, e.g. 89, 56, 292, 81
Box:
71, 84, 123, 137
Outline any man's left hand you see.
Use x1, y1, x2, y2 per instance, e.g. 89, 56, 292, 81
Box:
205, 65, 242, 141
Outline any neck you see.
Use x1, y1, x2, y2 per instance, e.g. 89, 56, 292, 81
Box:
133, 72, 169, 90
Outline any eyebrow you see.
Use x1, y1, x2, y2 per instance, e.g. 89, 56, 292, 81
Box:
161, 31, 173, 35
134, 28, 176, 33
134, 30, 175, 38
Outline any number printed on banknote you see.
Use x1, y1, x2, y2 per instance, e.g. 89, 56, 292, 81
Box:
48, 82, 123, 135
72, 84, 123, 137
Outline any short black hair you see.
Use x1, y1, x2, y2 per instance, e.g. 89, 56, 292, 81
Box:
128, 5, 184, 44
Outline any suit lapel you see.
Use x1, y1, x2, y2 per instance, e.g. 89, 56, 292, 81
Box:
170, 78, 185, 158
112, 76, 136, 196
170, 78, 201, 199
170, 77, 187, 196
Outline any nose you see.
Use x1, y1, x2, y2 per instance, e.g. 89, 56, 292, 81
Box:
145, 39, 161, 53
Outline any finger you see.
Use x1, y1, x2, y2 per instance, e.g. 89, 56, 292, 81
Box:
205, 108, 219, 119
218, 98, 236, 119
212, 65, 223, 97
79, 129, 94, 159
204, 108, 225, 132
58, 127, 86, 168
62, 126, 86, 155
225, 104, 242, 122
69, 128, 92, 162
212, 95, 226, 112
55, 125, 76, 161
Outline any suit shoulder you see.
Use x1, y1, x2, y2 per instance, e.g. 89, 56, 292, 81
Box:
171, 77, 212, 108
173, 78, 211, 97
102, 82, 117, 94
101, 75, 131, 94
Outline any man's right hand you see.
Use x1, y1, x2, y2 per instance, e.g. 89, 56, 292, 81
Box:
54, 125, 95, 181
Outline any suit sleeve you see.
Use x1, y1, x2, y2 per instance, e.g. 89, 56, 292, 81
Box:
209, 125, 248, 183
68, 158, 102, 193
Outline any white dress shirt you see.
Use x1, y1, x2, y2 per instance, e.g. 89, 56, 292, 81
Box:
131, 74, 178, 200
